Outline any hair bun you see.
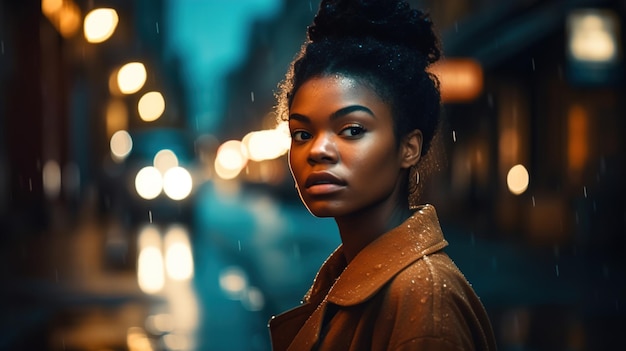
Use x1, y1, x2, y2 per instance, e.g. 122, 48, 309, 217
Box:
307, 0, 440, 64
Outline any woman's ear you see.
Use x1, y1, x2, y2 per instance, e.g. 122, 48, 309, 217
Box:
401, 129, 422, 168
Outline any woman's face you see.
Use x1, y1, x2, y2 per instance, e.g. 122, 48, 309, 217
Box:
288, 74, 411, 218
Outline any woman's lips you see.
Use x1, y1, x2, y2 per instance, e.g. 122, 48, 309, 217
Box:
304, 172, 346, 195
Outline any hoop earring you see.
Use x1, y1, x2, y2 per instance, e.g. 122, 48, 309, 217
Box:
408, 165, 420, 210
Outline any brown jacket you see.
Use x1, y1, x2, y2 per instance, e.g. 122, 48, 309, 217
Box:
269, 205, 497, 351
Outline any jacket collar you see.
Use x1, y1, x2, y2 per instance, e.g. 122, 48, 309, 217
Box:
305, 204, 448, 307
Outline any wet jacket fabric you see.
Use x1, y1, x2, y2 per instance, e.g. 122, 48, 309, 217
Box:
269, 204, 497, 351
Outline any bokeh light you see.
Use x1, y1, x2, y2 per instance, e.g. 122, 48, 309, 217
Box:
117, 62, 147, 94
219, 266, 248, 300
84, 8, 119, 43
507, 164, 530, 195
568, 10, 618, 63
135, 166, 163, 200
137, 226, 164, 294
110, 130, 133, 161
164, 226, 194, 281
138, 91, 165, 122
214, 140, 247, 180
153, 149, 178, 174
163, 167, 193, 201
242, 126, 290, 162
42, 160, 61, 199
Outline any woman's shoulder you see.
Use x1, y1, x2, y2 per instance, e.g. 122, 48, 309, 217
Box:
390, 251, 466, 290
384, 251, 480, 310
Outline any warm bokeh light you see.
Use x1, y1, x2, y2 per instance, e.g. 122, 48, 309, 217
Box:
242, 125, 290, 162
135, 166, 163, 200
110, 130, 133, 161
137, 226, 164, 294
138, 247, 164, 294
219, 266, 248, 300
42, 0, 62, 17
127, 327, 152, 351
117, 62, 147, 94
163, 167, 193, 201
43, 160, 61, 199
568, 10, 619, 63
507, 164, 530, 195
84, 8, 119, 43
164, 226, 194, 281
106, 99, 129, 139
568, 104, 589, 174
429, 59, 483, 102
214, 140, 247, 180
42, 0, 81, 38
58, 2, 81, 38
153, 149, 178, 174
138, 91, 165, 122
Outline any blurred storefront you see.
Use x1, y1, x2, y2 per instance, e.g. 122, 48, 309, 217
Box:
1, 0, 625, 350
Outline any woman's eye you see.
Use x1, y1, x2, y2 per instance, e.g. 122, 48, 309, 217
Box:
340, 125, 366, 138
291, 130, 312, 142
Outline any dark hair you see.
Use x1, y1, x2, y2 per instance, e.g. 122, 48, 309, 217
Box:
276, 0, 442, 156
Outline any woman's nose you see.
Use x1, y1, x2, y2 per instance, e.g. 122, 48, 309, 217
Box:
308, 133, 338, 164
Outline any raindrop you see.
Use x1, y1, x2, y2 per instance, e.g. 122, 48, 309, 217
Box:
583, 186, 588, 198
454, 22, 459, 33
250, 91, 255, 102
28, 178, 32, 191
487, 93, 494, 108
309, 1, 313, 12
555, 264, 560, 277
452, 130, 457, 142
149, 210, 153, 223
531, 58, 536, 71
238, 240, 242, 252
532, 196, 536, 207
156, 22, 160, 34
554, 245, 560, 258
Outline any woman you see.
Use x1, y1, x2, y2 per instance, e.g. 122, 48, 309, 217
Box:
269, 0, 497, 350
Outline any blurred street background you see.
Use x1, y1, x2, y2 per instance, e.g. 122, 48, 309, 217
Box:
1, 0, 625, 350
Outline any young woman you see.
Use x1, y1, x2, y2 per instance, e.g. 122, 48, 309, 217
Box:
268, 0, 497, 350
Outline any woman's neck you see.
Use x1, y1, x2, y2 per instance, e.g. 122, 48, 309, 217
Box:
335, 200, 412, 263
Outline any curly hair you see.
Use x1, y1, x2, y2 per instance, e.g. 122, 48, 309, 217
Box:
276, 0, 442, 156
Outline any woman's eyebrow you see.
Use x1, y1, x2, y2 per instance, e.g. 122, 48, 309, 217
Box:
289, 105, 376, 122
288, 113, 310, 123
330, 105, 376, 120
